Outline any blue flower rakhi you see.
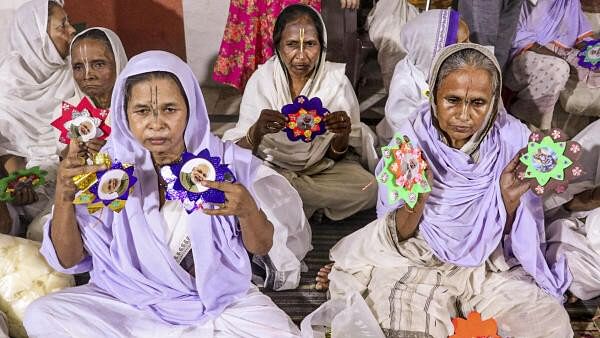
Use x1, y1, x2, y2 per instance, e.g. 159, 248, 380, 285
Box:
160, 149, 236, 214
78, 161, 137, 213
281, 95, 328, 143
578, 39, 600, 71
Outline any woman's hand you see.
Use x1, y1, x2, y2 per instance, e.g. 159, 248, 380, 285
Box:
324, 111, 351, 135
56, 141, 106, 201
565, 187, 600, 212
12, 185, 38, 206
340, 0, 360, 9
83, 138, 107, 158
253, 109, 287, 140
500, 153, 531, 218
201, 180, 274, 255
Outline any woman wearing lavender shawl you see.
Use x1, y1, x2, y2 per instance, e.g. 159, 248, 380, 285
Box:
312, 44, 573, 337
22, 51, 302, 337
505, 0, 598, 131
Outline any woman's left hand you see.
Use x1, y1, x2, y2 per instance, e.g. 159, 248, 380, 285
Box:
324, 111, 351, 135
340, 0, 360, 9
500, 152, 531, 217
201, 180, 259, 219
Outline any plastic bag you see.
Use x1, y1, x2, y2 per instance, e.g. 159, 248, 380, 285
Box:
301, 292, 385, 338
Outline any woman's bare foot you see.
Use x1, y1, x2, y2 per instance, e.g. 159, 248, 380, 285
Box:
315, 262, 333, 291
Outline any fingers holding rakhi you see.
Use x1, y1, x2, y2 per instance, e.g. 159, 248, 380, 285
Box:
324, 111, 351, 135
200, 180, 259, 218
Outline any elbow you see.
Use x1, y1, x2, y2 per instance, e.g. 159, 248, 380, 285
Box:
57, 252, 85, 269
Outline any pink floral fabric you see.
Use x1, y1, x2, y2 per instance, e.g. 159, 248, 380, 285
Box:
213, 0, 321, 90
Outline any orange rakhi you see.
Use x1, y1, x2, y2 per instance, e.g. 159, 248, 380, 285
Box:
450, 311, 500, 338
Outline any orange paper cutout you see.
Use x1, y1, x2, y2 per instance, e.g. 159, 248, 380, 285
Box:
450, 311, 500, 338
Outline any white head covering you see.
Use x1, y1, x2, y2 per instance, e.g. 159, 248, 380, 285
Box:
0, 0, 73, 169
378, 9, 460, 144
69, 27, 128, 102
222, 4, 378, 171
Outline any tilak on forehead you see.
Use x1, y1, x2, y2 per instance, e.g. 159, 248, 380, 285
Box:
78, 42, 91, 78
299, 27, 305, 54
151, 83, 159, 117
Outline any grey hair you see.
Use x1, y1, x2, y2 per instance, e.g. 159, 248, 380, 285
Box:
433, 48, 500, 100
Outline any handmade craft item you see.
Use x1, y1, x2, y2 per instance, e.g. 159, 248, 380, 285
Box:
450, 311, 500, 338
51, 97, 110, 144
516, 128, 583, 195
73, 153, 136, 213
160, 149, 236, 214
578, 39, 600, 71
0, 167, 47, 202
377, 133, 431, 208
281, 95, 328, 143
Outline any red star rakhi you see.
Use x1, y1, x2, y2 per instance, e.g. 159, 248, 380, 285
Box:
377, 133, 431, 208
281, 95, 328, 143
51, 97, 110, 144
450, 312, 500, 338
516, 128, 583, 196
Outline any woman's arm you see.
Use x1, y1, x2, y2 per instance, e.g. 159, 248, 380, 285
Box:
235, 110, 287, 153
52, 141, 106, 268
201, 180, 273, 255
394, 197, 427, 241
324, 111, 352, 161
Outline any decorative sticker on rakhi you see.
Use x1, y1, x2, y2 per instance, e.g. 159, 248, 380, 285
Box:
516, 128, 583, 195
0, 167, 47, 202
73, 155, 137, 214
578, 39, 600, 71
450, 311, 500, 338
51, 96, 111, 144
281, 95, 328, 143
160, 149, 236, 214
377, 133, 431, 208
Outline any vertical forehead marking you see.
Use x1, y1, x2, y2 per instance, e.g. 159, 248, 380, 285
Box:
299, 27, 305, 54
151, 84, 159, 118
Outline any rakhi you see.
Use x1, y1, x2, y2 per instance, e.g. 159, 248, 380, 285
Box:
73, 154, 137, 213
51, 97, 111, 144
160, 149, 236, 214
0, 167, 47, 202
516, 128, 583, 195
450, 312, 499, 338
377, 133, 431, 208
281, 95, 328, 143
578, 39, 600, 71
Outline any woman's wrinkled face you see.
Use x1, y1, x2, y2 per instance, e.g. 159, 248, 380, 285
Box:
278, 16, 321, 79
47, 5, 76, 59
71, 38, 116, 104
435, 66, 493, 149
126, 77, 188, 161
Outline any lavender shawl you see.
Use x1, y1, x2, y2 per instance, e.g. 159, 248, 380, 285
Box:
41, 51, 260, 324
376, 44, 571, 299
511, 0, 592, 57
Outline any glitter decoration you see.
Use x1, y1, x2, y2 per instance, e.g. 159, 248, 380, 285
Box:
51, 97, 110, 144
0, 167, 47, 202
377, 132, 430, 208
281, 95, 328, 143
160, 149, 236, 214
578, 39, 600, 71
516, 128, 583, 195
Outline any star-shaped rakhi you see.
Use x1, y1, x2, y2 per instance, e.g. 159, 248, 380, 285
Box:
377, 133, 431, 208
51, 96, 111, 144
281, 95, 328, 143
73, 158, 137, 213
160, 149, 236, 214
0, 167, 47, 202
517, 128, 583, 195
578, 39, 600, 71
450, 312, 500, 338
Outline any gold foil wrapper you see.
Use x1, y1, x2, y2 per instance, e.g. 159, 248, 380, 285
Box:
72, 153, 112, 191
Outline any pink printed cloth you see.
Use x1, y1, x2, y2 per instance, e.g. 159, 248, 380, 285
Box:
213, 0, 321, 90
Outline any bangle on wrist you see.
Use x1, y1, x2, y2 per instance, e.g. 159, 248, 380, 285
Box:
404, 204, 415, 214
245, 127, 255, 147
330, 144, 348, 155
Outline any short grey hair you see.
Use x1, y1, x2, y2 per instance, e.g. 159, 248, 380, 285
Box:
433, 48, 500, 99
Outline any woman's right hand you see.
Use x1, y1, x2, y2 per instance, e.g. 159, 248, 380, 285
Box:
251, 109, 287, 141
56, 141, 106, 201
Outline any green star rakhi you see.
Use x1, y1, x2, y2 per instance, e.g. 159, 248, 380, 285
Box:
377, 133, 430, 208
0, 167, 47, 202
517, 128, 583, 195
578, 39, 600, 71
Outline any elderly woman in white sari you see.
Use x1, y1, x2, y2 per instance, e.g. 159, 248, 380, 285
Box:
309, 44, 573, 338
544, 119, 600, 302
376, 9, 470, 144
223, 4, 378, 222
0, 0, 75, 236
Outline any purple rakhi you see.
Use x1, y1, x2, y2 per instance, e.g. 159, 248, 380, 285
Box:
281, 95, 328, 143
88, 162, 137, 207
160, 149, 236, 214
578, 39, 600, 71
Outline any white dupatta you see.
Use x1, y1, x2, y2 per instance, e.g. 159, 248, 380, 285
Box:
222, 6, 378, 172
